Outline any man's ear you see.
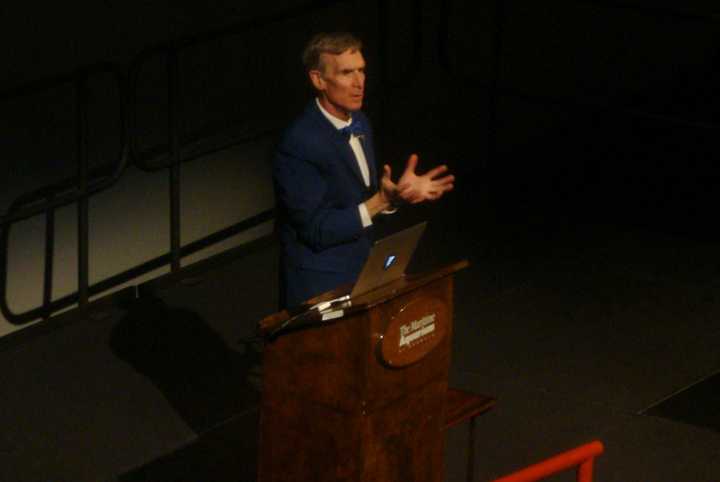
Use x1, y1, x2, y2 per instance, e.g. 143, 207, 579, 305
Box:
308, 70, 325, 91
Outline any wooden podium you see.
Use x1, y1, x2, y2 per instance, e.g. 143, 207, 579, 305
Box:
257, 261, 468, 482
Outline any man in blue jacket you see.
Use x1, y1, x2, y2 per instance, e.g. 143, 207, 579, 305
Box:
273, 32, 454, 308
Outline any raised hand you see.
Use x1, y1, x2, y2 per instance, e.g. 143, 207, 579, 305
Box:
365, 164, 399, 217
380, 164, 398, 204
397, 154, 455, 204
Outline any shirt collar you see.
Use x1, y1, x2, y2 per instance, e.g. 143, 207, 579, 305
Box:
316, 97, 352, 130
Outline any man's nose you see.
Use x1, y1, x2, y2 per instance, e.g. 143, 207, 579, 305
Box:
353, 72, 364, 88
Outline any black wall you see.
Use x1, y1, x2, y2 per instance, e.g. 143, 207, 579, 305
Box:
2, 0, 720, 333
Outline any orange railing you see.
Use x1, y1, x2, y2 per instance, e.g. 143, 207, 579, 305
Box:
491, 441, 605, 482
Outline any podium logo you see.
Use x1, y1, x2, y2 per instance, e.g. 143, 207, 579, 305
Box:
383, 254, 397, 270
380, 297, 447, 368
399, 313, 436, 348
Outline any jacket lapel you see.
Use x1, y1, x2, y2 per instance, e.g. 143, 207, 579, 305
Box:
308, 102, 371, 190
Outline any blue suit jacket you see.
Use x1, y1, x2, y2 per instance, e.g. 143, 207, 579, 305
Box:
273, 101, 379, 308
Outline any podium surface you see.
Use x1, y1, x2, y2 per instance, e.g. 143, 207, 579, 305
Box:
258, 261, 468, 482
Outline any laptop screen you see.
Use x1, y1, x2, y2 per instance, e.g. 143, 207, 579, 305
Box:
350, 222, 427, 298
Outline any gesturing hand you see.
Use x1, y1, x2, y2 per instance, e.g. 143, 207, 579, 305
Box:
397, 154, 455, 204
379, 164, 397, 204
363, 164, 399, 217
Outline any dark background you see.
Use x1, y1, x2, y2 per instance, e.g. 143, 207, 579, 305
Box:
3, 0, 720, 334
1, 2, 720, 480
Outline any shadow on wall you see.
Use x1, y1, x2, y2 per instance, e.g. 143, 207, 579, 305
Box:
108, 296, 262, 434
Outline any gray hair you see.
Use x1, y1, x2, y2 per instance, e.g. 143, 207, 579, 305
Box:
302, 32, 363, 72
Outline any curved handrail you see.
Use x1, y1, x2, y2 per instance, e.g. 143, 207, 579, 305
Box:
0, 0, 356, 216
0, 207, 274, 325
0, 0, 362, 326
127, 0, 355, 172
1, 67, 129, 227
0, 0, 390, 326
490, 441, 605, 482
0, 65, 130, 324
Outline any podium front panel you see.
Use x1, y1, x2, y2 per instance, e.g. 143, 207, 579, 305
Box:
259, 274, 455, 482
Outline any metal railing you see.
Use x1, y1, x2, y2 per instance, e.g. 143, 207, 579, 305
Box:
0, 65, 130, 324
490, 441, 605, 482
3, 0, 717, 325
0, 0, 358, 326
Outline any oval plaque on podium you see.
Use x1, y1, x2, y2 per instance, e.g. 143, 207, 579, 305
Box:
380, 297, 448, 367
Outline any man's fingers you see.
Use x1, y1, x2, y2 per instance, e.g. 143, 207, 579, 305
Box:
404, 153, 419, 174
435, 174, 455, 186
396, 162, 454, 204
383, 164, 392, 179
425, 165, 448, 179
428, 180, 454, 198
438, 182, 454, 193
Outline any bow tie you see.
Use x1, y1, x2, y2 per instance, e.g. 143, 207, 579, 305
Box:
339, 121, 366, 139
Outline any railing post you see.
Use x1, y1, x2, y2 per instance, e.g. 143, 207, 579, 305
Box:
168, 48, 182, 273
76, 73, 90, 309
43, 196, 55, 320
577, 457, 595, 482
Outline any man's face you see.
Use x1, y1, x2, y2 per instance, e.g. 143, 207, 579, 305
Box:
310, 49, 366, 121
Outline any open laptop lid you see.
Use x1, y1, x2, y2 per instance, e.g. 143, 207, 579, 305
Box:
350, 222, 427, 298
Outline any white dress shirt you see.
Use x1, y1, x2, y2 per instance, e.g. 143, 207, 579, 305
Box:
316, 98, 374, 227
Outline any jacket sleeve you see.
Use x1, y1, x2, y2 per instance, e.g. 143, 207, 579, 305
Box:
273, 139, 366, 252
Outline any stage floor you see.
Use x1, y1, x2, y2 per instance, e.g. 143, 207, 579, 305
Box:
2, 184, 720, 481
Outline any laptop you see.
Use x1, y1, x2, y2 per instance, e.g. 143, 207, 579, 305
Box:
350, 222, 427, 298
